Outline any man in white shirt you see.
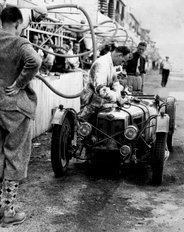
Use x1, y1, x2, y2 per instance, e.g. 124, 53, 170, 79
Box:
160, 56, 172, 87
78, 46, 131, 122
32, 34, 44, 59
65, 42, 80, 70
40, 42, 55, 75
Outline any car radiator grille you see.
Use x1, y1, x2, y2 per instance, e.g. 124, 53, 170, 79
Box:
96, 118, 125, 145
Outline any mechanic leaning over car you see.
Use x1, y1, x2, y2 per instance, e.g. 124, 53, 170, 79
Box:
125, 42, 147, 92
0, 6, 41, 227
78, 46, 131, 122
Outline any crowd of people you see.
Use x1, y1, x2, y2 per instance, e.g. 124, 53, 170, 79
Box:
30, 34, 80, 75
30, 24, 152, 95
30, 32, 149, 122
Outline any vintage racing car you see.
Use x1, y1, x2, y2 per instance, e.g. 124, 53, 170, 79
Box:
51, 93, 176, 185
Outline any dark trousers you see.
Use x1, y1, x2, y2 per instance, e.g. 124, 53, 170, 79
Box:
161, 69, 170, 87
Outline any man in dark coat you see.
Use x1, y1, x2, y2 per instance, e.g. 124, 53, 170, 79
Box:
125, 42, 147, 92
0, 6, 41, 227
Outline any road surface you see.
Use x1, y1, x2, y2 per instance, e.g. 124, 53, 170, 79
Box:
1, 70, 184, 232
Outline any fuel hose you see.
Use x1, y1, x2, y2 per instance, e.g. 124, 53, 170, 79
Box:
33, 4, 128, 99
36, 73, 83, 99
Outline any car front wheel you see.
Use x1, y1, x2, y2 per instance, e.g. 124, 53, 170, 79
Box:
166, 96, 176, 152
151, 132, 167, 185
51, 118, 72, 177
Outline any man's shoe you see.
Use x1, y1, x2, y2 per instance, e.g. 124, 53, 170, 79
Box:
1, 211, 26, 227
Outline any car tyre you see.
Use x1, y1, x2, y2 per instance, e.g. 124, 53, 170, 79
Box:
51, 118, 72, 177
151, 132, 167, 185
166, 96, 176, 152
167, 133, 173, 152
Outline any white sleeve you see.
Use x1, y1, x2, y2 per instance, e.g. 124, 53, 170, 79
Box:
89, 62, 107, 88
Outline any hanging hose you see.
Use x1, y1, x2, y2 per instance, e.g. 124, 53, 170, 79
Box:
32, 4, 130, 99
57, 23, 98, 34
32, 43, 93, 58
35, 73, 83, 99
32, 7, 119, 99
114, 27, 128, 45
102, 27, 129, 45
96, 21, 118, 49
46, 4, 97, 62
32, 20, 118, 58
79, 20, 118, 67
32, 4, 98, 99
95, 20, 118, 38
91, 26, 128, 47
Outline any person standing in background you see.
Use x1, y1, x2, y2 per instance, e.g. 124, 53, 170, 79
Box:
0, 6, 41, 227
40, 42, 55, 75
32, 34, 44, 59
65, 42, 80, 70
125, 42, 147, 92
160, 56, 172, 87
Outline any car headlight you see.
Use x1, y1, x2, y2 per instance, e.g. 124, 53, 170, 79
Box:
120, 145, 131, 157
78, 122, 92, 137
124, 125, 138, 140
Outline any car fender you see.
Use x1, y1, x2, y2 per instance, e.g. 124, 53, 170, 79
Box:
166, 96, 176, 134
156, 114, 170, 133
51, 107, 76, 124
51, 106, 76, 138
51, 108, 65, 125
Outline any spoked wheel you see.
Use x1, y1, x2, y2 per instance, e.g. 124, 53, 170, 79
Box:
151, 132, 167, 185
51, 117, 72, 177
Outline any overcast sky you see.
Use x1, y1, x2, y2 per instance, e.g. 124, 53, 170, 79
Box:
128, 0, 184, 71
